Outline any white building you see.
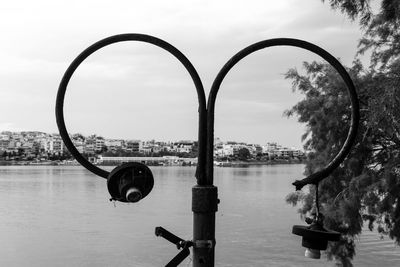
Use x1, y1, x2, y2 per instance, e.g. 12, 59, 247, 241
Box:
95, 138, 105, 152
49, 135, 64, 155
104, 139, 124, 151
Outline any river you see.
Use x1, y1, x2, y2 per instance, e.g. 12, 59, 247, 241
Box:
0, 165, 398, 266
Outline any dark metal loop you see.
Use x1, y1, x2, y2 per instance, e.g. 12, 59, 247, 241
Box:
56, 33, 207, 179
206, 38, 359, 188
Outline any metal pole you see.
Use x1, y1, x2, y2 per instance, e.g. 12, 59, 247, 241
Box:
192, 82, 217, 266
192, 185, 217, 266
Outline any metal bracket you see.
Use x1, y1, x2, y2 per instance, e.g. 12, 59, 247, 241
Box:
193, 240, 214, 249
155, 226, 193, 266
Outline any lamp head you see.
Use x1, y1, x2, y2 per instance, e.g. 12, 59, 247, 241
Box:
292, 218, 340, 259
107, 162, 154, 203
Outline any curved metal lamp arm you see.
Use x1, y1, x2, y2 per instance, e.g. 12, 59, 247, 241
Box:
207, 38, 360, 189
55, 33, 207, 181
56, 35, 360, 267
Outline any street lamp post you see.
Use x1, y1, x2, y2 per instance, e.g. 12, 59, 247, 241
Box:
56, 34, 359, 267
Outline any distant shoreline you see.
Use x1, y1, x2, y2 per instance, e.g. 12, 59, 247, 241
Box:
0, 158, 304, 167
0, 160, 77, 166
213, 158, 303, 167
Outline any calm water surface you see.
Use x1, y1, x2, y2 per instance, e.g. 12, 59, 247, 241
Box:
0, 165, 398, 266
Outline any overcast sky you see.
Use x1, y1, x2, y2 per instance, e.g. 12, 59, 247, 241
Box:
0, 0, 363, 148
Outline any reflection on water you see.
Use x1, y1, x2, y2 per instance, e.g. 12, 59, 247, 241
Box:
0, 165, 398, 266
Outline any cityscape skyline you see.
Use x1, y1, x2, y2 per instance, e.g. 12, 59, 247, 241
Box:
0, 130, 305, 165
0, 130, 304, 150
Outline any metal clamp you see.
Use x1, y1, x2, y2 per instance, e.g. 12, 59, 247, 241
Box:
193, 240, 214, 249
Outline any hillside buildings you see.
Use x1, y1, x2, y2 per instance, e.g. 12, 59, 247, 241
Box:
214, 140, 304, 159
0, 131, 304, 161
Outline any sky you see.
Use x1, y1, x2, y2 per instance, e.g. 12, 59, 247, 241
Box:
0, 0, 363, 148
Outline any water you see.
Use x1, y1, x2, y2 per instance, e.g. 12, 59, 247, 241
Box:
0, 165, 398, 266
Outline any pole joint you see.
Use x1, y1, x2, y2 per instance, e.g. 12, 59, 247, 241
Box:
192, 185, 219, 213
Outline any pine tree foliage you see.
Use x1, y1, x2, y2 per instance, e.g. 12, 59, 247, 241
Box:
285, 1, 400, 265
323, 0, 373, 25
324, 0, 400, 67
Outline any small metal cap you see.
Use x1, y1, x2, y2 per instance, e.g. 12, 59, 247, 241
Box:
305, 248, 321, 259
126, 187, 142, 203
